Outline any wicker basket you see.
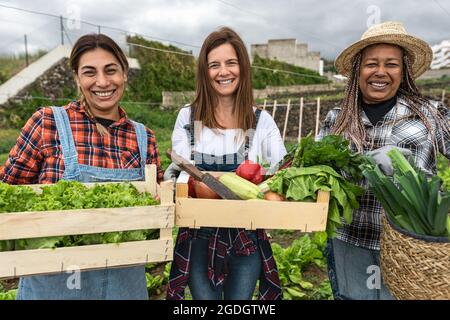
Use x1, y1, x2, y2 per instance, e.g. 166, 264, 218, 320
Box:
380, 215, 450, 300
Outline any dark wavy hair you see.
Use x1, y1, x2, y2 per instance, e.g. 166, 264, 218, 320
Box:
70, 33, 128, 74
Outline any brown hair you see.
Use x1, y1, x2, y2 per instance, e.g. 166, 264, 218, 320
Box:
69, 33, 128, 136
70, 33, 128, 74
193, 27, 255, 131
332, 43, 449, 154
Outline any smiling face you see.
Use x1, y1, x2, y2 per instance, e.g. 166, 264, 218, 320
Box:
207, 42, 240, 99
359, 44, 403, 104
75, 47, 127, 119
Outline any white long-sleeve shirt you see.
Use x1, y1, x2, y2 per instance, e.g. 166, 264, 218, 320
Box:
171, 106, 287, 167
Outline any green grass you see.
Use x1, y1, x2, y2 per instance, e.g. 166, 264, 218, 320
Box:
0, 51, 47, 85
125, 35, 196, 103
0, 153, 8, 165
122, 103, 178, 170
0, 129, 19, 155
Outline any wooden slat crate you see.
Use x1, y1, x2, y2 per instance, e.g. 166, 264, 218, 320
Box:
174, 172, 330, 231
0, 164, 174, 279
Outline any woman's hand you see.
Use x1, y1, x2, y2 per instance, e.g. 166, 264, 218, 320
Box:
366, 145, 412, 176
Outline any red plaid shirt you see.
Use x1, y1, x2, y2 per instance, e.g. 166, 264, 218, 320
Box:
167, 227, 282, 300
1, 101, 164, 184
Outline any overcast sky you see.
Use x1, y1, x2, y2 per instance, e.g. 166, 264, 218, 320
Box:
0, 0, 449, 60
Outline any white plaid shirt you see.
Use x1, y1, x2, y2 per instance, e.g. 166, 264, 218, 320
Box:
317, 97, 450, 250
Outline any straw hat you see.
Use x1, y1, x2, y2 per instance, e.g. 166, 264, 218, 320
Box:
335, 21, 433, 79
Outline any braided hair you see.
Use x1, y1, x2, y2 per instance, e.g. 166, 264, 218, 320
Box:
332, 48, 449, 155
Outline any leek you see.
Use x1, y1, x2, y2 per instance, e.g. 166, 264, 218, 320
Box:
363, 148, 450, 239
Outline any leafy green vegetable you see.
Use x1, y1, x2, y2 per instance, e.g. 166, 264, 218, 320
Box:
0, 289, 17, 300
0, 181, 159, 251
288, 134, 366, 182
271, 232, 332, 300
0, 183, 37, 213
363, 148, 450, 238
268, 166, 364, 237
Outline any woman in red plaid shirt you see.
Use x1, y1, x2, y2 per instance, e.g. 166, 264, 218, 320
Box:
1, 34, 163, 300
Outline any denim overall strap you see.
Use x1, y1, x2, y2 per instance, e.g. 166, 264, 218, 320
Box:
241, 108, 261, 160
187, 106, 195, 161
187, 107, 262, 162
16, 111, 149, 300
51, 106, 81, 179
130, 120, 148, 172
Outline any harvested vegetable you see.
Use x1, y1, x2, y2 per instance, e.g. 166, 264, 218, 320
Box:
268, 166, 364, 237
363, 148, 450, 238
188, 176, 196, 198
264, 191, 285, 201
193, 180, 221, 199
236, 160, 266, 184
274, 134, 366, 182
219, 173, 263, 200
0, 181, 159, 251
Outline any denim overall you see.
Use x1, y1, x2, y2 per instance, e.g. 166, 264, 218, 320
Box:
16, 106, 149, 300
324, 109, 398, 300
186, 109, 262, 300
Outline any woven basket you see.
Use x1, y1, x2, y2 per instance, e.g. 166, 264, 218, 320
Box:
380, 215, 450, 300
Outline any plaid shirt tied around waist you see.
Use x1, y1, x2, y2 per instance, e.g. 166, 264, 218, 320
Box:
166, 227, 282, 300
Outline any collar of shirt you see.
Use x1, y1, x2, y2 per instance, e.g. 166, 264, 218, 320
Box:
361, 97, 413, 128
68, 100, 131, 128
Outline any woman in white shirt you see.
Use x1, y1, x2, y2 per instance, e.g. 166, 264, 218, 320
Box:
165, 27, 286, 300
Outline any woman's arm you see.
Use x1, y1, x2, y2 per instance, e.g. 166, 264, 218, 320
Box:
316, 108, 340, 142
259, 111, 287, 167
171, 107, 192, 161
1, 109, 44, 185
435, 102, 450, 160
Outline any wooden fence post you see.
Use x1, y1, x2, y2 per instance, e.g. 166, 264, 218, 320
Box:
282, 99, 291, 142
262, 99, 267, 111
314, 97, 321, 137
298, 97, 304, 142
442, 90, 446, 103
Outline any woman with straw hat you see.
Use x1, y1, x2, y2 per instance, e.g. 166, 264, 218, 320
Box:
317, 21, 450, 300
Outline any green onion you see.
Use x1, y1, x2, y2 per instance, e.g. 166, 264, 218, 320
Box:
363, 148, 450, 239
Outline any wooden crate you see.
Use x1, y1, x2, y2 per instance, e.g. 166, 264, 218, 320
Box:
0, 165, 174, 279
174, 172, 329, 231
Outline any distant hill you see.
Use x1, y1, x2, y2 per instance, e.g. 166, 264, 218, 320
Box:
125, 36, 330, 102
125, 35, 197, 103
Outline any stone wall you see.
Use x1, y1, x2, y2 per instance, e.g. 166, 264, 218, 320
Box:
161, 85, 343, 141
263, 98, 339, 141
162, 83, 339, 107
418, 68, 450, 80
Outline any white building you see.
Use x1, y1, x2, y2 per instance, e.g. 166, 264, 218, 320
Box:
431, 40, 450, 69
251, 39, 324, 75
